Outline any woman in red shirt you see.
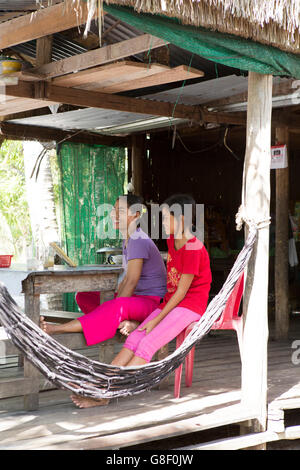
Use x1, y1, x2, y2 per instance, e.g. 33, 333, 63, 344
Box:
124, 193, 212, 358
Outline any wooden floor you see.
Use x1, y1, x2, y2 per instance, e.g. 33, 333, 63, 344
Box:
1, 319, 300, 450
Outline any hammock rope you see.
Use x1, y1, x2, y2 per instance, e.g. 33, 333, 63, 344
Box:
0, 222, 259, 399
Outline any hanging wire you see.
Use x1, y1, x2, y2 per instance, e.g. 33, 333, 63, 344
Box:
223, 127, 241, 160
146, 35, 154, 70
172, 126, 241, 160
171, 53, 195, 120
175, 131, 222, 155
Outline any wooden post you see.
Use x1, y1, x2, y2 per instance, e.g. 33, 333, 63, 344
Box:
23, 37, 53, 411
131, 134, 144, 197
24, 293, 41, 411
275, 127, 289, 340
36, 35, 53, 66
241, 72, 273, 436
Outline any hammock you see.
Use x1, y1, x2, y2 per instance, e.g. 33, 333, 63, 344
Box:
0, 225, 257, 400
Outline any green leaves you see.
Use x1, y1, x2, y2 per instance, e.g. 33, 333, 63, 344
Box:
0, 140, 32, 257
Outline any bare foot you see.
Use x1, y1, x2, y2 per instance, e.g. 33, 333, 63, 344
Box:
40, 316, 59, 335
118, 320, 140, 336
70, 395, 110, 408
69, 382, 110, 409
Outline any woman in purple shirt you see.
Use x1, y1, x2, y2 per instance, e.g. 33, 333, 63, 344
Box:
40, 195, 167, 345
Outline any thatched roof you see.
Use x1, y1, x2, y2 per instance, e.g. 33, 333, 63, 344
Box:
103, 0, 300, 54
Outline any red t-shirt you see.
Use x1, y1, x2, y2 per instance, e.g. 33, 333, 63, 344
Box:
159, 235, 212, 315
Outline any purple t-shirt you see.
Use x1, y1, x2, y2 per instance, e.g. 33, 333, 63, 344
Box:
122, 229, 167, 298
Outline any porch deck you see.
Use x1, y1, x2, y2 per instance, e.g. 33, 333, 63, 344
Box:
0, 320, 300, 450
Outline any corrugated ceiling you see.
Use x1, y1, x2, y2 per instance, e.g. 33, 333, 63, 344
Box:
8, 107, 188, 134
12, 33, 88, 61
142, 75, 249, 106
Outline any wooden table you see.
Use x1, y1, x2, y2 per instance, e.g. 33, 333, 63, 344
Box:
20, 266, 123, 410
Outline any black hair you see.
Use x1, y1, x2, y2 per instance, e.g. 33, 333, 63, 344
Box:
163, 193, 197, 233
117, 194, 144, 212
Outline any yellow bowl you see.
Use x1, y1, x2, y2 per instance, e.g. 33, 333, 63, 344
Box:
0, 58, 21, 75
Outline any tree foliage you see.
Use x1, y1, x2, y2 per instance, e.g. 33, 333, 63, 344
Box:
0, 140, 32, 258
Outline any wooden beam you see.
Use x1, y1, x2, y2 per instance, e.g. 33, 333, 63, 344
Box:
275, 126, 290, 340
91, 65, 204, 94
46, 84, 202, 120
0, 1, 97, 50
0, 99, 52, 118
0, 81, 57, 118
0, 122, 128, 147
4, 81, 202, 121
53, 62, 204, 94
30, 34, 169, 79
52, 61, 169, 88
47, 85, 247, 125
2, 81, 34, 99
202, 110, 246, 126
241, 72, 273, 433
4, 81, 247, 125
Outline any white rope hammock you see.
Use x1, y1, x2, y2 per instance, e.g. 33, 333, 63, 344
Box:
0, 220, 260, 400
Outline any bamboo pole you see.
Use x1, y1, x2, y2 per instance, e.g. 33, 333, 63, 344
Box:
241, 72, 273, 436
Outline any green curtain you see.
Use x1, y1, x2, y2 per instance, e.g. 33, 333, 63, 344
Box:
103, 4, 300, 79
57, 142, 126, 311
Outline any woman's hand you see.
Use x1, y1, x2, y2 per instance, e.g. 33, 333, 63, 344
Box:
139, 273, 195, 335
138, 319, 159, 335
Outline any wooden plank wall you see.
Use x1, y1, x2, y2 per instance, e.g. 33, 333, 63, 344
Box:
145, 127, 245, 249
145, 127, 300, 249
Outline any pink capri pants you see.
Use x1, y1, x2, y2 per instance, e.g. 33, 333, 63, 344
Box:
76, 291, 161, 346
124, 306, 202, 362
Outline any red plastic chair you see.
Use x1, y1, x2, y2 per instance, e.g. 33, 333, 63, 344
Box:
174, 273, 244, 398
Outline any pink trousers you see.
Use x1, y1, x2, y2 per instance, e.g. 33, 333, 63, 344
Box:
76, 291, 161, 346
124, 306, 202, 362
